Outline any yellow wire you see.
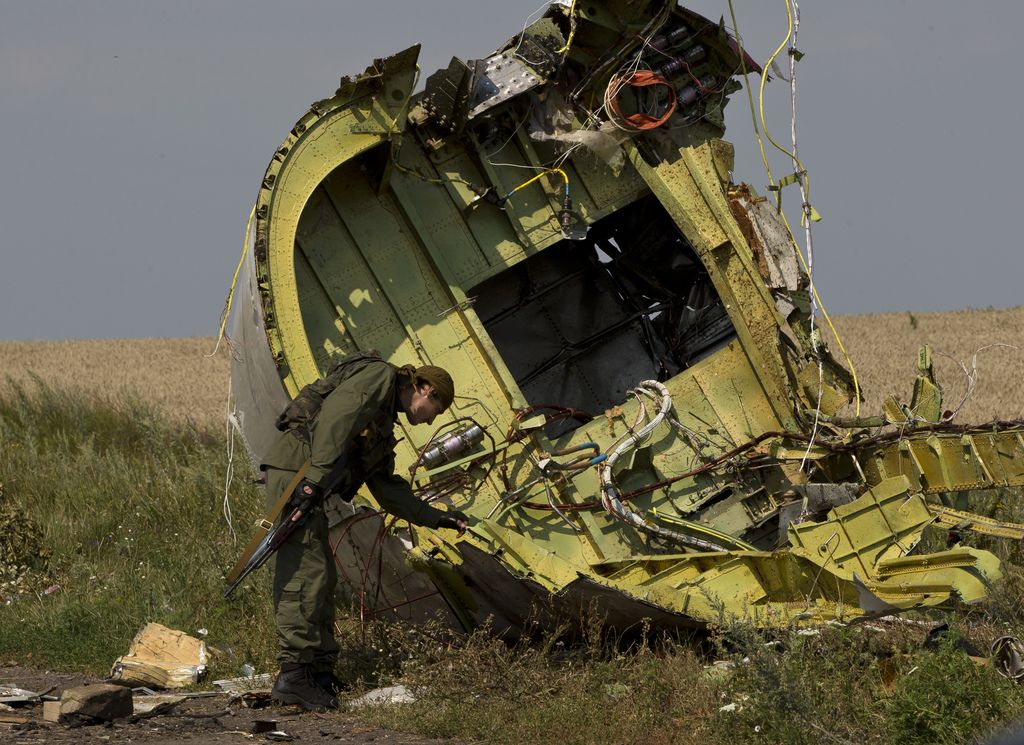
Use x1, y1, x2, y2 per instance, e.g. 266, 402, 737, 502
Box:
555, 0, 579, 55
727, 0, 774, 188
757, 3, 798, 171
505, 168, 569, 198
744, 0, 861, 414
781, 213, 862, 414
212, 204, 255, 352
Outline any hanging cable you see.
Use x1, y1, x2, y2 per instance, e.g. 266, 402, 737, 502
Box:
554, 0, 579, 55
207, 203, 254, 358
783, 0, 824, 468
222, 375, 237, 543
729, 0, 860, 416
779, 0, 861, 421
211, 204, 254, 542
207, 203, 253, 540
757, 1, 799, 205
727, 0, 775, 188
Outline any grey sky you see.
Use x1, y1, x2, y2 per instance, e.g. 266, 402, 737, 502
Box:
1, 1, 1020, 341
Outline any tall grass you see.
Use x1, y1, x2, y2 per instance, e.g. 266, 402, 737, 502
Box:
3, 383, 1024, 743
0, 380, 274, 674
354, 620, 1024, 744
357, 624, 725, 745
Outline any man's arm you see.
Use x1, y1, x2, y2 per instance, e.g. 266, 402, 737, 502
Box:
307, 362, 395, 484
365, 469, 466, 532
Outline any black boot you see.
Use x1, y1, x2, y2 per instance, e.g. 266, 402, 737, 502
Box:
272, 663, 338, 711
313, 670, 345, 695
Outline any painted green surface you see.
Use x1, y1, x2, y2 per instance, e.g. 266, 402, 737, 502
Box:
243, 3, 1024, 629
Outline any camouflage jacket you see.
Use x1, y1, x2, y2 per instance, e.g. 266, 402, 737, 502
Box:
260, 360, 448, 529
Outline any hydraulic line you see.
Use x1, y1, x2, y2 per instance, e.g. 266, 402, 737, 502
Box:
597, 380, 729, 551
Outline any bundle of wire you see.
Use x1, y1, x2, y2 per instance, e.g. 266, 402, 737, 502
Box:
603, 70, 677, 132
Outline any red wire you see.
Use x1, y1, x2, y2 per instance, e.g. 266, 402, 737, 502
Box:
607, 70, 677, 130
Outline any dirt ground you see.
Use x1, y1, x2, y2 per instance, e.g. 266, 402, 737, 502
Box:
0, 667, 460, 745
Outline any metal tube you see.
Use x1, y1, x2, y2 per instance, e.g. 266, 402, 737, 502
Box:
421, 424, 486, 469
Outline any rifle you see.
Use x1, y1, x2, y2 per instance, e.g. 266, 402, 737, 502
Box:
224, 460, 312, 599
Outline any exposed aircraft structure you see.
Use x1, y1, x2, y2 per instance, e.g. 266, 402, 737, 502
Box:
228, 0, 1024, 634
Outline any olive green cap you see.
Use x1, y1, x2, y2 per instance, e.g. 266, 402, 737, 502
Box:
415, 365, 455, 409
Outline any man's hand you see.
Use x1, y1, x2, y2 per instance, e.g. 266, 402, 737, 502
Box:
437, 510, 469, 536
289, 478, 322, 521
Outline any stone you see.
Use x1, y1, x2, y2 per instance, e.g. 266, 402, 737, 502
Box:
59, 684, 133, 722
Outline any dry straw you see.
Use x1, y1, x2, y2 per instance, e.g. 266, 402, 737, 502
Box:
1, 306, 1021, 432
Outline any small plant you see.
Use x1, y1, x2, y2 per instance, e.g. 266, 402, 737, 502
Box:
886, 636, 1024, 745
4, 381, 1024, 744
710, 623, 887, 744
0, 383, 275, 673
357, 620, 718, 745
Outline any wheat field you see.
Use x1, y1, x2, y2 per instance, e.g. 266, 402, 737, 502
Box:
830, 306, 1024, 423
0, 337, 231, 431
0, 307, 1021, 430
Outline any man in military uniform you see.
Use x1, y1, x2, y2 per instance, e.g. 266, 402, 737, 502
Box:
261, 355, 468, 711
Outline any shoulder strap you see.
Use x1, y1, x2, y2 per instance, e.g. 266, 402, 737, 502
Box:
274, 350, 385, 433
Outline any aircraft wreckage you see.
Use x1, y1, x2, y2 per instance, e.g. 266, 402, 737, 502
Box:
228, 0, 1024, 634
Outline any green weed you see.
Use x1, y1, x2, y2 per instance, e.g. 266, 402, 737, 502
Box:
4, 382, 1024, 745
0, 381, 274, 674
886, 636, 1024, 745
710, 623, 889, 743
358, 627, 721, 745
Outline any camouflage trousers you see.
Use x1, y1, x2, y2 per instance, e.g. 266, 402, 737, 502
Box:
265, 467, 338, 670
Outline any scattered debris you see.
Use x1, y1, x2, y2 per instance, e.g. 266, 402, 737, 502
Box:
702, 660, 738, 679
0, 666, 384, 739
131, 693, 186, 718
109, 622, 208, 688
251, 719, 279, 734
349, 685, 416, 707
213, 672, 275, 692
602, 682, 631, 702
991, 636, 1024, 681
42, 700, 61, 722
0, 685, 42, 705
51, 683, 133, 723
231, 690, 274, 709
